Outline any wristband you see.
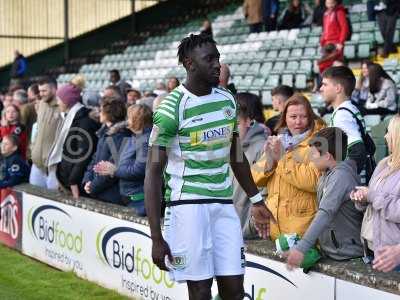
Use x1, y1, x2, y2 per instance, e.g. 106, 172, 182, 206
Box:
249, 193, 263, 204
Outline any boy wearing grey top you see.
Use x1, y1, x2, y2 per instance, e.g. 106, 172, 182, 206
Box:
286, 127, 364, 269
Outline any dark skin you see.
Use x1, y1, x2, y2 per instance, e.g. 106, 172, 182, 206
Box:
144, 42, 273, 300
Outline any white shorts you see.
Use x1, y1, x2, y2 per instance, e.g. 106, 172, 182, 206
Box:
163, 203, 245, 282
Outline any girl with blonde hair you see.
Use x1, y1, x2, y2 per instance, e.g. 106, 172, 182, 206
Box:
351, 114, 400, 272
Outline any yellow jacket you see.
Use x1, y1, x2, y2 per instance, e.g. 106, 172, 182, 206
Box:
251, 121, 325, 240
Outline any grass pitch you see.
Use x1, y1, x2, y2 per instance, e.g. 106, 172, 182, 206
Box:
0, 244, 131, 300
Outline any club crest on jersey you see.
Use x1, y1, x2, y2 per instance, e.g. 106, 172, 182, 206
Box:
222, 106, 235, 120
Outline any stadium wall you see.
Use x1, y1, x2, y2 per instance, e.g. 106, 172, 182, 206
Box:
0, 0, 229, 88
0, 184, 399, 300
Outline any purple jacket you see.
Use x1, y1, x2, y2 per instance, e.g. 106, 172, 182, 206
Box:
367, 158, 400, 251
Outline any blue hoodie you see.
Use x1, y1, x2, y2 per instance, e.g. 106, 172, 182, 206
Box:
0, 151, 29, 188
82, 122, 131, 204
115, 127, 151, 201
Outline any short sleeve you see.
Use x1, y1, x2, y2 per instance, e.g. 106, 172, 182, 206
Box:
149, 107, 178, 148
332, 110, 362, 146
233, 97, 239, 134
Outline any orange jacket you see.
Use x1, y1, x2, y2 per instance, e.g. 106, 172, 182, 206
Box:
251, 121, 325, 240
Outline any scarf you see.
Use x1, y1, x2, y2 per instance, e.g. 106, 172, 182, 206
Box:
48, 103, 84, 167
278, 128, 311, 151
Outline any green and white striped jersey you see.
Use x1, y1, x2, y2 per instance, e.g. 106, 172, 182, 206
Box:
149, 84, 238, 202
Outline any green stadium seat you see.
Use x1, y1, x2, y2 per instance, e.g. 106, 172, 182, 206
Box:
359, 21, 376, 32
247, 63, 261, 76
262, 90, 272, 106
237, 63, 250, 76
344, 44, 356, 59
358, 44, 371, 59
284, 61, 299, 74
298, 27, 311, 38
277, 49, 290, 61
289, 48, 303, 60
307, 36, 320, 47
352, 22, 361, 33
271, 62, 286, 74
295, 74, 307, 89
251, 78, 266, 90
295, 37, 307, 47
282, 74, 293, 86
298, 60, 312, 75
303, 47, 317, 59
266, 50, 279, 61
264, 75, 280, 89
254, 51, 267, 62
237, 76, 254, 90
259, 62, 273, 78
310, 26, 322, 37
359, 31, 375, 43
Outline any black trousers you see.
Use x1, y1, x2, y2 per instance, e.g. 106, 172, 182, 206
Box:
264, 17, 277, 32
249, 23, 263, 33
377, 11, 399, 55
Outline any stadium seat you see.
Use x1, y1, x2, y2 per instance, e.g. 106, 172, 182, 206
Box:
262, 90, 272, 106
303, 47, 317, 59
295, 74, 307, 89
358, 44, 371, 58
264, 74, 280, 89
278, 49, 290, 61
383, 58, 398, 71
251, 77, 266, 90
247, 63, 261, 76
344, 44, 356, 59
271, 62, 286, 74
289, 48, 303, 60
298, 60, 313, 75
284, 61, 299, 74
282, 74, 293, 86
259, 62, 273, 78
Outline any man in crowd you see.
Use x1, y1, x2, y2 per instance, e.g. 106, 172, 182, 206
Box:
265, 85, 294, 135
10, 50, 27, 79
30, 77, 61, 189
145, 33, 272, 300
109, 69, 131, 100
243, 0, 263, 33
126, 88, 141, 106
320, 66, 368, 178
219, 63, 237, 95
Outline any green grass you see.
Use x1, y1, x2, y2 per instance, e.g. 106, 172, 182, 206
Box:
0, 244, 131, 300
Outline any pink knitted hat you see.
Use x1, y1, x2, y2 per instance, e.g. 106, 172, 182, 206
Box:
56, 83, 81, 107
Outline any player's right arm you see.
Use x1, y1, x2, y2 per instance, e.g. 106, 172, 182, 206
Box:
144, 100, 178, 271
144, 146, 172, 271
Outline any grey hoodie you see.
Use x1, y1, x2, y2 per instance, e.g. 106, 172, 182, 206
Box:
294, 160, 364, 260
233, 121, 268, 238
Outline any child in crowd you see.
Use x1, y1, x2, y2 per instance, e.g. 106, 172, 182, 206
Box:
0, 134, 30, 188
0, 104, 28, 159
285, 127, 363, 268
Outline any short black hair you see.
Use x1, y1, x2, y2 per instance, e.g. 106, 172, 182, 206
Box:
271, 85, 294, 100
38, 76, 57, 88
236, 92, 265, 124
309, 127, 348, 161
322, 66, 356, 97
109, 69, 120, 76
177, 33, 216, 65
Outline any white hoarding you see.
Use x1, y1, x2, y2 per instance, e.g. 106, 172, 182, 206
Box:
24, 192, 383, 300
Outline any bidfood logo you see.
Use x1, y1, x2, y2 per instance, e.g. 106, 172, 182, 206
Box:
28, 205, 83, 254
96, 226, 174, 289
0, 193, 20, 240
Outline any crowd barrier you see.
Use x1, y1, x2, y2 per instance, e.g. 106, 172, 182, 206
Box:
1, 184, 400, 300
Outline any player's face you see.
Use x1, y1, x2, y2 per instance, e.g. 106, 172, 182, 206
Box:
191, 43, 221, 87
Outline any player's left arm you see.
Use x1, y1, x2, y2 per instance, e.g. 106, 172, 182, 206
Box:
230, 133, 275, 239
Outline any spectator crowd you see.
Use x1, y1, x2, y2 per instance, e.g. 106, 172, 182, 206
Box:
0, 0, 400, 276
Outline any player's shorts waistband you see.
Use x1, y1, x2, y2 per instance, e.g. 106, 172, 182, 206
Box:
165, 199, 233, 207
